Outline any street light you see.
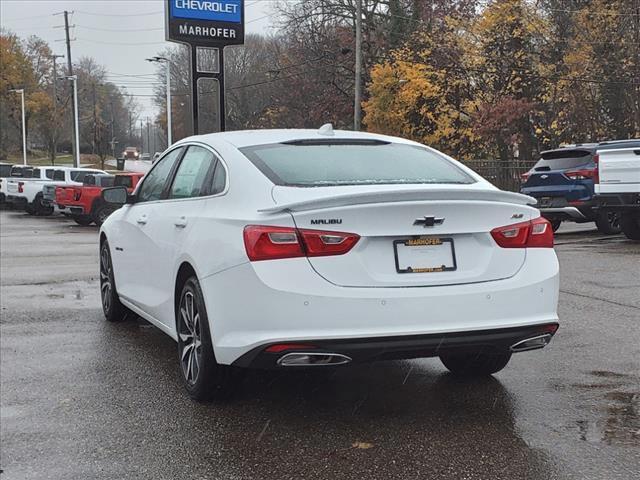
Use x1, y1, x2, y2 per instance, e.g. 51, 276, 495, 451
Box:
9, 89, 27, 165
59, 75, 80, 168
146, 56, 172, 147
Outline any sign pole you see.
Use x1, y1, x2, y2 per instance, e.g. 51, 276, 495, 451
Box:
190, 46, 200, 135
166, 0, 243, 135
218, 49, 226, 132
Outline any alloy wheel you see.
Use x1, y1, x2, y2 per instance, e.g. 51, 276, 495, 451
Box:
179, 290, 202, 386
607, 212, 621, 231
100, 244, 112, 314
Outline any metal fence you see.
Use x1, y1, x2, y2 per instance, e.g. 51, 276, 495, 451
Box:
462, 159, 536, 192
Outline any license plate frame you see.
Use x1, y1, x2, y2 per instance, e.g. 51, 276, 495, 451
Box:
393, 237, 457, 274
538, 197, 553, 207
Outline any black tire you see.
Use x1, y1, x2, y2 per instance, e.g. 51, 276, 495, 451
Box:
100, 240, 127, 322
177, 276, 235, 401
73, 215, 94, 226
620, 213, 640, 241
33, 194, 53, 216
92, 204, 113, 227
595, 210, 622, 235
439, 351, 512, 376
25, 204, 35, 215
550, 218, 562, 232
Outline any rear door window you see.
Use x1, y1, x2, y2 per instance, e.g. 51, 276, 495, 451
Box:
70, 170, 88, 182
533, 149, 593, 171
169, 146, 216, 199
0, 164, 12, 177
210, 160, 227, 195
45, 169, 55, 179
53, 170, 65, 181
99, 177, 115, 187
114, 176, 133, 188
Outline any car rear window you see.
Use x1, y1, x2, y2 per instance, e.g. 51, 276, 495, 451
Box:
240, 141, 475, 187
533, 149, 593, 171
114, 176, 133, 188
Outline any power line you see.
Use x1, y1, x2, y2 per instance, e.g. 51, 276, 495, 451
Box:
74, 10, 163, 17
76, 38, 166, 46
75, 25, 164, 33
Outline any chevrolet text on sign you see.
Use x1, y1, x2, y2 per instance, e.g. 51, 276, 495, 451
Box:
166, 0, 244, 46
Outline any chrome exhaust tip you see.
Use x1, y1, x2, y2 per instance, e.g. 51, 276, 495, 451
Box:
277, 352, 352, 367
510, 334, 553, 353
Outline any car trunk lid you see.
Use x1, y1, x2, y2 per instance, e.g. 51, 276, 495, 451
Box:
268, 185, 535, 287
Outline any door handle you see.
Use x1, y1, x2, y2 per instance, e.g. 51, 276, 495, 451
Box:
174, 216, 187, 228
136, 214, 148, 225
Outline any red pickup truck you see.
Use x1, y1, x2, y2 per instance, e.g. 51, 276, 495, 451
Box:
56, 172, 144, 226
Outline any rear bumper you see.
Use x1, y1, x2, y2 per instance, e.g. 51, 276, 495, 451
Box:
57, 204, 85, 214
539, 206, 589, 220
596, 192, 640, 211
6, 195, 28, 208
201, 249, 559, 366
232, 323, 559, 369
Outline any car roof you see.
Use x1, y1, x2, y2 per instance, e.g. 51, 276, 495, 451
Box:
177, 128, 421, 149
597, 139, 640, 149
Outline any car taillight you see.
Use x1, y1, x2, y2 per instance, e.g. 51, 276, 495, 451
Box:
243, 225, 360, 261
18, 182, 24, 193
520, 171, 531, 183
565, 167, 598, 182
490, 217, 553, 248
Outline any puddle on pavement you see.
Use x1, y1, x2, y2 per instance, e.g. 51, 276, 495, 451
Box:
572, 371, 639, 446
2, 280, 101, 310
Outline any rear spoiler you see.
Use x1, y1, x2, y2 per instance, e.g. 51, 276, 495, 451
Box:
259, 188, 537, 214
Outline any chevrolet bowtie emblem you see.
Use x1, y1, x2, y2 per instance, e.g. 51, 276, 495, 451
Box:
413, 216, 445, 227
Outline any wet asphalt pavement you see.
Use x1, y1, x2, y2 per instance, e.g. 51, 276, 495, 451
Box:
1, 210, 639, 480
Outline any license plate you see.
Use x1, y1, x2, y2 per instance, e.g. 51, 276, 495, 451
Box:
394, 238, 457, 274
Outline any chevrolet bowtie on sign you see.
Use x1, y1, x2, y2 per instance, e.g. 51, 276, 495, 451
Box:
166, 0, 245, 46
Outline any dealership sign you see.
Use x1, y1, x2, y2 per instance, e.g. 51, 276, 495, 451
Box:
166, 0, 244, 46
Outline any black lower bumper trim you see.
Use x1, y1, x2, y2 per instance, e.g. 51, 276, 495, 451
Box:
596, 193, 640, 211
232, 323, 559, 369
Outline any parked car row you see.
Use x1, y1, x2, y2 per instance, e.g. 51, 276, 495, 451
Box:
520, 139, 640, 240
0, 163, 144, 226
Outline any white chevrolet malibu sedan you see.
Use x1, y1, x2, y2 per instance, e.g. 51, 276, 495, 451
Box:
99, 127, 559, 400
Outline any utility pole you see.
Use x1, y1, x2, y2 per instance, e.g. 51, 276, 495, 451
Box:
110, 100, 115, 159
146, 117, 151, 155
354, 0, 363, 131
92, 83, 97, 154
51, 54, 64, 164
9, 89, 27, 165
63, 11, 78, 165
146, 56, 172, 146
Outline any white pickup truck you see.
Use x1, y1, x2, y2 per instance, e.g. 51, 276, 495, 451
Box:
595, 146, 640, 240
5, 167, 106, 215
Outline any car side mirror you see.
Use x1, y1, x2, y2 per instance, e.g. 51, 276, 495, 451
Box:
102, 186, 130, 205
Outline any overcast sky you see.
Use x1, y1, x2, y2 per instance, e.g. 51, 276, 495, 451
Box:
1, 0, 277, 118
